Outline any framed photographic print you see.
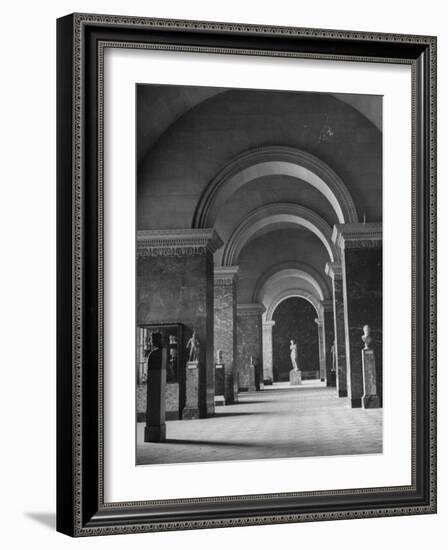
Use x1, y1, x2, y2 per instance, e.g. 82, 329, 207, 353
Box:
56, 13, 437, 536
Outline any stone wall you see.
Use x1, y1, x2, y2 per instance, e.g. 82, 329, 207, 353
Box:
137, 251, 215, 417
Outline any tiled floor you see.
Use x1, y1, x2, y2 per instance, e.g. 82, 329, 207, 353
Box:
136, 380, 382, 465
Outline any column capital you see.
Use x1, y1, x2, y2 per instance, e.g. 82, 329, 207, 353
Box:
237, 303, 266, 317
314, 317, 323, 327
214, 266, 239, 285
263, 320, 276, 328
137, 228, 223, 257
332, 223, 382, 250
321, 299, 334, 312
325, 261, 342, 280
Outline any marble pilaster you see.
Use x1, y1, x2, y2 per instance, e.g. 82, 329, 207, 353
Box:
262, 321, 275, 382
321, 300, 336, 387
315, 317, 326, 382
214, 266, 239, 404
236, 304, 265, 391
325, 262, 347, 397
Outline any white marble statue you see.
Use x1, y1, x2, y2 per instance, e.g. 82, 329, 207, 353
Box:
186, 331, 200, 362
361, 325, 373, 349
290, 339, 299, 371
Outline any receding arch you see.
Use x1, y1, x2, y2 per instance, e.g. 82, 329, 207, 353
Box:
253, 262, 331, 304
221, 203, 337, 265
193, 146, 359, 228
265, 289, 323, 322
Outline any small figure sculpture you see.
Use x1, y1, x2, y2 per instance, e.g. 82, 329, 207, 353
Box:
216, 349, 223, 364
290, 339, 299, 371
330, 341, 336, 373
362, 325, 373, 349
186, 330, 200, 362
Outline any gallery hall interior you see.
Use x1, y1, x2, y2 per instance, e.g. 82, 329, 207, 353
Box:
135, 84, 383, 465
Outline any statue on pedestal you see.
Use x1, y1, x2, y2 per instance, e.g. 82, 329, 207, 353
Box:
216, 349, 223, 364
290, 339, 299, 371
186, 330, 200, 362
362, 325, 373, 349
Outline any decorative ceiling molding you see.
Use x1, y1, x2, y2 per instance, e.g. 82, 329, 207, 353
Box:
332, 223, 382, 250
237, 303, 266, 317
214, 265, 239, 285
136, 228, 223, 257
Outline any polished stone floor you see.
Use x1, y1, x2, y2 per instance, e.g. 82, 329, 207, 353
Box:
136, 380, 382, 465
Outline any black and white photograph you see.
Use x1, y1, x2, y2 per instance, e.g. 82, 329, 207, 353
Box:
135, 84, 383, 466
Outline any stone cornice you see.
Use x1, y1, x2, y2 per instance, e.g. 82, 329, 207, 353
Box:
214, 266, 239, 285
237, 303, 266, 317
332, 223, 382, 250
137, 229, 223, 257
321, 299, 334, 312
325, 262, 342, 280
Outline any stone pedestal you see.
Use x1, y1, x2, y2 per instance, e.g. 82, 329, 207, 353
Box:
333, 223, 382, 408
289, 369, 302, 385
214, 267, 239, 404
325, 262, 347, 397
182, 361, 201, 419
137, 229, 223, 418
362, 348, 380, 408
239, 363, 256, 392
214, 363, 226, 406
144, 347, 167, 442
236, 304, 265, 392
262, 321, 275, 384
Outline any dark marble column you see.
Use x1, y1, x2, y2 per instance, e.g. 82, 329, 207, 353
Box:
333, 223, 382, 408
321, 300, 336, 387
315, 317, 326, 382
236, 304, 265, 391
325, 262, 347, 397
262, 321, 275, 382
214, 266, 239, 405
137, 229, 222, 418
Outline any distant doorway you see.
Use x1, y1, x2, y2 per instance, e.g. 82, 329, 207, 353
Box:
272, 297, 319, 382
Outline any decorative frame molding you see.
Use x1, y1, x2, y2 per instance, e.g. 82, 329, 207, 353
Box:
57, 12, 436, 537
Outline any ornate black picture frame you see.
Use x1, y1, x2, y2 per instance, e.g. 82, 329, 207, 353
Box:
57, 13, 437, 536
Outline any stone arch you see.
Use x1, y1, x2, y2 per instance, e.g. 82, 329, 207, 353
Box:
193, 146, 359, 228
265, 289, 323, 322
253, 261, 331, 303
220, 203, 337, 266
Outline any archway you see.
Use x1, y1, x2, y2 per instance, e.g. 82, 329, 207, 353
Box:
271, 297, 320, 382
192, 146, 359, 228
219, 202, 338, 266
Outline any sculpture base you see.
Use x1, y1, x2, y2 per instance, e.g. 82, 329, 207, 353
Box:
362, 394, 381, 409
289, 369, 302, 385
214, 395, 225, 407
182, 407, 201, 420
144, 424, 166, 443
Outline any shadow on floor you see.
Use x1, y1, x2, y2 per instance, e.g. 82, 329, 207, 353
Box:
25, 512, 56, 530
163, 438, 263, 448
213, 411, 259, 418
